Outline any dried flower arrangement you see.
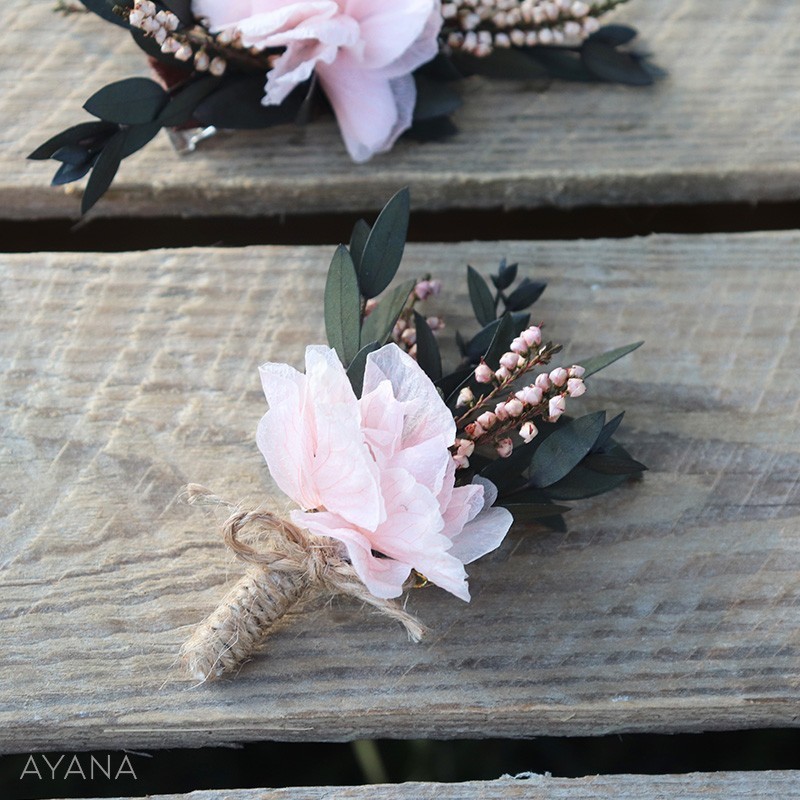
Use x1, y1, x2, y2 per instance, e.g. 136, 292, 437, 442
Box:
181, 189, 645, 681
30, 0, 656, 213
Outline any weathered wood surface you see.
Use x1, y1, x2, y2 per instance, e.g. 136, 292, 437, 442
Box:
49, 772, 800, 800
5, 0, 800, 218
2, 231, 799, 753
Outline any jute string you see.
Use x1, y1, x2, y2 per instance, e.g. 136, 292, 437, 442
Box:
180, 485, 426, 682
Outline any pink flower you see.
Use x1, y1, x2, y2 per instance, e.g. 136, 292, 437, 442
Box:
548, 394, 566, 421
257, 344, 513, 601
495, 438, 513, 458
567, 377, 586, 397
519, 421, 538, 443
474, 362, 494, 383
549, 367, 568, 387
192, 0, 443, 162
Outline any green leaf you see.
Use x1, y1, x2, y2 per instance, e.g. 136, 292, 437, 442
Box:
467, 265, 496, 327
545, 466, 628, 500
194, 76, 306, 128
452, 48, 550, 80
465, 312, 529, 363
528, 411, 607, 488
592, 411, 625, 452
357, 188, 410, 299
483, 312, 518, 368
84, 78, 168, 125
361, 278, 415, 347
79, 0, 130, 28
491, 259, 518, 291
157, 77, 220, 127
52, 159, 93, 186
588, 24, 638, 46
28, 121, 116, 160
349, 219, 371, 271
346, 341, 379, 397
504, 278, 546, 311
413, 75, 463, 120
324, 245, 362, 365
81, 130, 126, 214
581, 41, 653, 86
413, 310, 442, 382
580, 341, 643, 378
119, 121, 162, 158
499, 502, 571, 523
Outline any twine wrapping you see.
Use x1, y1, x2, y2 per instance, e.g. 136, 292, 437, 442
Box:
180, 485, 426, 682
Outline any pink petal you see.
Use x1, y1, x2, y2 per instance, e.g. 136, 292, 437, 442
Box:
316, 55, 404, 162
292, 510, 411, 599
362, 344, 456, 449
359, 379, 405, 461
447, 478, 513, 565
343, 0, 441, 70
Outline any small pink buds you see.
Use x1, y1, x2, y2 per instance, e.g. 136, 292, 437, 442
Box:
474, 362, 494, 383
549, 367, 568, 387
426, 316, 445, 331
548, 395, 566, 421
535, 373, 551, 391
495, 366, 511, 382
476, 411, 498, 429
414, 279, 442, 301
456, 387, 475, 408
516, 385, 543, 406
568, 365, 586, 378
494, 401, 509, 420
496, 438, 513, 458
522, 326, 542, 347
465, 421, 485, 438
510, 337, 528, 354
567, 378, 586, 397
505, 398, 524, 418
455, 439, 475, 458
499, 352, 519, 371
519, 421, 538, 444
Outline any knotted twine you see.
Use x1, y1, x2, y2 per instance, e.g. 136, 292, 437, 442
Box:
180, 485, 426, 682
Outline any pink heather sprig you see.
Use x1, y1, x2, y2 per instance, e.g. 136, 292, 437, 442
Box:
453, 324, 587, 467
370, 277, 444, 361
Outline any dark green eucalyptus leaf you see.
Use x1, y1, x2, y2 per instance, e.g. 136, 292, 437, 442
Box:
360, 278, 416, 347
539, 514, 568, 533
467, 265, 496, 327
491, 259, 518, 291
358, 188, 410, 299
324, 245, 362, 365
349, 219, 371, 271
52, 145, 92, 166
435, 364, 473, 398
581, 41, 653, 86
499, 502, 571, 523
588, 24, 638, 46
52, 159, 93, 186
483, 312, 522, 368
505, 278, 547, 311
416, 52, 464, 82
465, 312, 529, 363
161, 0, 194, 26
592, 411, 625, 452
81, 130, 126, 214
157, 77, 221, 127
581, 341, 643, 378
346, 341, 379, 397
119, 121, 162, 158
528, 411, 606, 488
84, 78, 168, 125
194, 76, 305, 128
28, 121, 117, 160
79, 0, 130, 27
413, 310, 442, 382
583, 453, 647, 474
452, 48, 550, 80
413, 75, 463, 120
528, 48, 595, 82
404, 115, 458, 142
545, 466, 628, 500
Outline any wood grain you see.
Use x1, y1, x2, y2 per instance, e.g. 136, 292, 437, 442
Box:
5, 0, 800, 218
1, 232, 799, 753
47, 772, 800, 800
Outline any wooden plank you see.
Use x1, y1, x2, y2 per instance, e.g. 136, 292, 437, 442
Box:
5, 0, 800, 218
1, 231, 799, 753
47, 772, 800, 800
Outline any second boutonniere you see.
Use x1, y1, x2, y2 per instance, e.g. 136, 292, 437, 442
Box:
181, 188, 646, 682
30, 0, 657, 213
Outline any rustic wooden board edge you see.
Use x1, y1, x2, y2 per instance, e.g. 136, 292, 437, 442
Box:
45, 772, 800, 800
7, 164, 800, 221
